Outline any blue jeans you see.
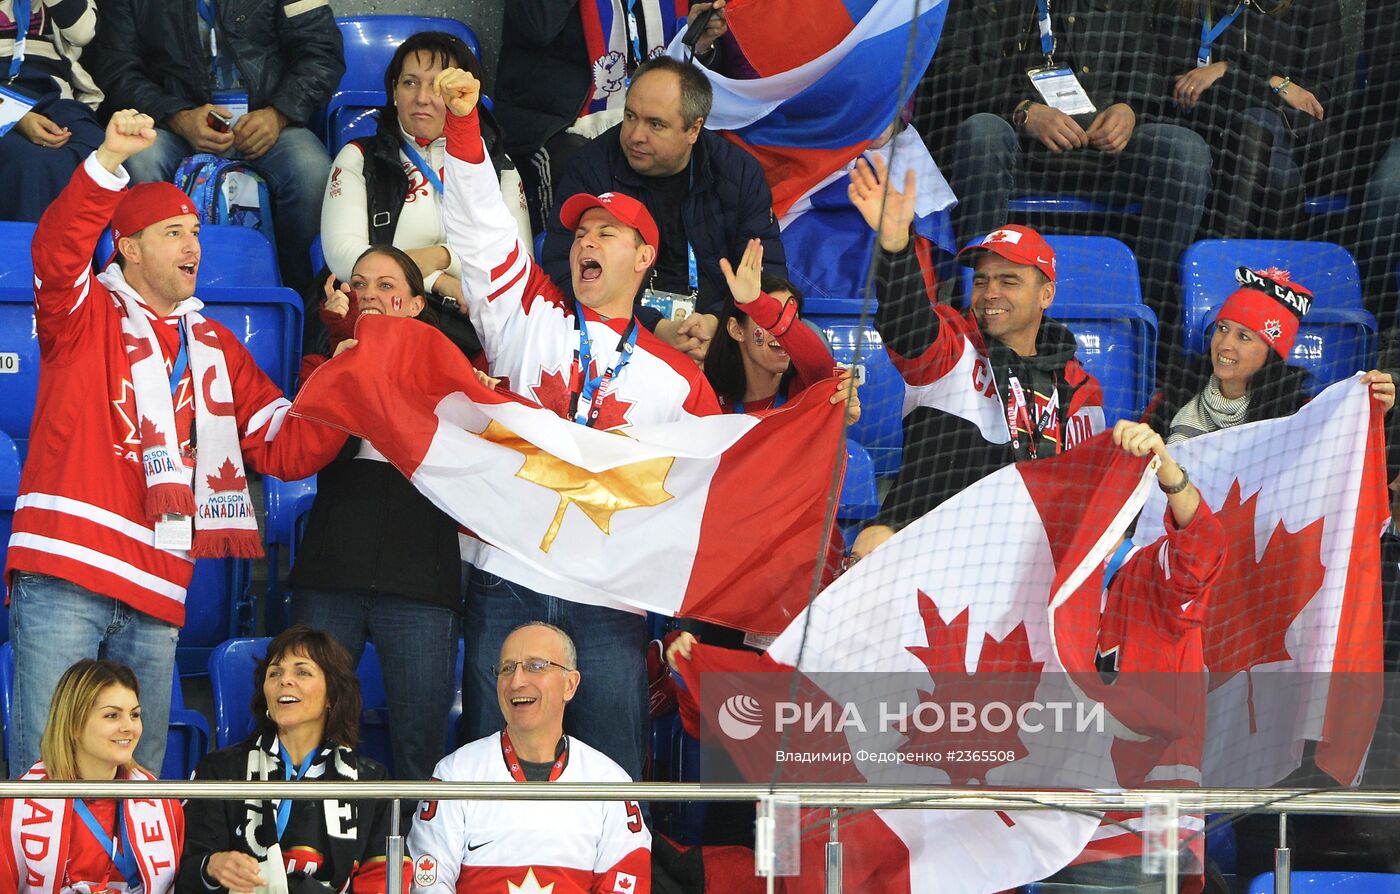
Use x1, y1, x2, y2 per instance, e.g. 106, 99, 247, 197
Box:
1361, 139, 1400, 329
461, 566, 649, 780
123, 125, 329, 293
8, 572, 178, 776
291, 588, 460, 781
950, 113, 1211, 325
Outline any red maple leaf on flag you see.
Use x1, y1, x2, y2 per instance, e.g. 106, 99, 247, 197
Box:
206, 458, 247, 493
138, 416, 165, 451
1204, 481, 1326, 698
898, 592, 1044, 784
530, 365, 572, 417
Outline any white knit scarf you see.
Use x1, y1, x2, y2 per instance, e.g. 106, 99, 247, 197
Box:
101, 267, 262, 558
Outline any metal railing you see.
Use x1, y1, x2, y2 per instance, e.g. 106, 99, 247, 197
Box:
5, 781, 1387, 894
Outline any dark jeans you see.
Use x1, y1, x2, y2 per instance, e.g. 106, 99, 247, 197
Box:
1361, 138, 1400, 331
461, 565, 648, 780
950, 113, 1211, 342
0, 98, 105, 222
123, 125, 329, 294
291, 588, 460, 781
1036, 856, 1172, 893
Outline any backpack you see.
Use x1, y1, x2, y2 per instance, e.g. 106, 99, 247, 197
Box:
173, 154, 276, 240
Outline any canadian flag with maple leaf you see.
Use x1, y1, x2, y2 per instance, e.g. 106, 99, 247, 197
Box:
675, 432, 1165, 893
1135, 375, 1389, 787
289, 314, 845, 634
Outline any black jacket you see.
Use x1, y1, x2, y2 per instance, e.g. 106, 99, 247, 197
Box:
542, 125, 787, 316
1151, 0, 1344, 147
493, 0, 594, 161
179, 733, 397, 894
920, 0, 1158, 156
86, 0, 344, 127
288, 438, 462, 610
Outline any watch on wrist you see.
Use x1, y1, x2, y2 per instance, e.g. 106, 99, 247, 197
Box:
1012, 100, 1034, 129
439, 294, 460, 314
1160, 465, 1191, 495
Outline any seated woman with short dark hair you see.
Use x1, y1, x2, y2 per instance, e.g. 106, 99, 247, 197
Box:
178, 625, 407, 894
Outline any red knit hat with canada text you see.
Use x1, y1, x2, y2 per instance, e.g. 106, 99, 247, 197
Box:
1216, 266, 1312, 358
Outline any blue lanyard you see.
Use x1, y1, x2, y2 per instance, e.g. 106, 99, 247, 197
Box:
684, 163, 698, 294
72, 800, 141, 888
273, 743, 319, 842
732, 391, 785, 415
400, 138, 444, 195
169, 321, 189, 396
1034, 0, 1055, 63
571, 301, 638, 427
1197, 0, 1247, 67
1103, 537, 1134, 588
624, 0, 645, 73
7, 0, 32, 83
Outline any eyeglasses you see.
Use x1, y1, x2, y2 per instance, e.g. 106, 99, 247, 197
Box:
493, 658, 573, 677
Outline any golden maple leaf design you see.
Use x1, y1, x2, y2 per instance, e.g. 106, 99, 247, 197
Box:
480, 420, 676, 553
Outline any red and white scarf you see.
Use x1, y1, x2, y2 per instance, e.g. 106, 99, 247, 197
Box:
100, 267, 263, 558
8, 763, 181, 894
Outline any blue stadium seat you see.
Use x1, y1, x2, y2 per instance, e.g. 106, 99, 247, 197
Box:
811, 318, 904, 477
178, 558, 253, 676
200, 286, 305, 395
1181, 240, 1376, 392
0, 429, 19, 643
0, 641, 209, 778
961, 236, 1158, 425
0, 222, 36, 289
310, 235, 326, 278
327, 16, 482, 146
839, 439, 878, 546
1207, 814, 1237, 879
96, 225, 282, 289
0, 288, 41, 453
209, 637, 395, 770
1008, 196, 1142, 216
331, 107, 380, 155
1304, 195, 1349, 217
262, 475, 318, 631
1246, 872, 1400, 893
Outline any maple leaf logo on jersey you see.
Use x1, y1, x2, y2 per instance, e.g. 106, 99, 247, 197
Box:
1204, 481, 1325, 717
531, 366, 572, 417
508, 867, 556, 894
898, 592, 1044, 784
590, 388, 635, 430
206, 458, 247, 493
413, 854, 437, 887
614, 873, 637, 893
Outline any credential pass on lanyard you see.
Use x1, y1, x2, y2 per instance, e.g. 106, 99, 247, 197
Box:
400, 139, 444, 195
571, 301, 638, 428
274, 743, 319, 841
8, 0, 32, 83
73, 800, 142, 889
1197, 0, 1247, 68
1034, 0, 1055, 64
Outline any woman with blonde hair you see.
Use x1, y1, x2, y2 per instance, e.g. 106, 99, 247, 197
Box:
0, 658, 184, 892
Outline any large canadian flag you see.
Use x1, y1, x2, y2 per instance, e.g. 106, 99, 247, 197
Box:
1136, 375, 1388, 787
677, 434, 1162, 893
289, 316, 845, 634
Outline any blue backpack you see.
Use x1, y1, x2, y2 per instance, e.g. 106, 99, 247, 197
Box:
173, 154, 276, 240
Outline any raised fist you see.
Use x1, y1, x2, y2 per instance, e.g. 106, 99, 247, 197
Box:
433, 68, 481, 118
102, 109, 157, 159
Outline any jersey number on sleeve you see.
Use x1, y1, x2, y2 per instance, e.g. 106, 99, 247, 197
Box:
625, 801, 643, 833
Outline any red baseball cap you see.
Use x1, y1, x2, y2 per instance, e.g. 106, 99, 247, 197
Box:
558, 191, 659, 254
112, 182, 198, 247
957, 225, 1057, 282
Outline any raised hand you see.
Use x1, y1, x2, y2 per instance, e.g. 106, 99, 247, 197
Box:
832, 366, 861, 425
433, 67, 481, 117
96, 109, 158, 173
848, 154, 917, 253
719, 238, 764, 305
321, 273, 352, 318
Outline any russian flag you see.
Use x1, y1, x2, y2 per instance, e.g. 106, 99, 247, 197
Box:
670, 0, 951, 218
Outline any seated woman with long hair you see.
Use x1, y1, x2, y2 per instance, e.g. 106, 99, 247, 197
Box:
1, 659, 183, 892
1150, 266, 1394, 441
179, 626, 406, 894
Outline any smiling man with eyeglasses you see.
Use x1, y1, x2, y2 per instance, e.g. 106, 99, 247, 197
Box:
408, 622, 652, 893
